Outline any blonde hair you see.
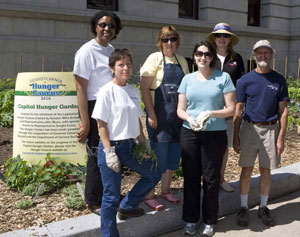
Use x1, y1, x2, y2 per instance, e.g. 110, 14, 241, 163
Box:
156, 25, 180, 52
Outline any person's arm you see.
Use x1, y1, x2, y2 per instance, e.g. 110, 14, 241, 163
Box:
140, 76, 157, 129
97, 120, 111, 149
177, 93, 189, 121
276, 100, 288, 156
210, 91, 236, 118
75, 75, 90, 143
233, 102, 244, 154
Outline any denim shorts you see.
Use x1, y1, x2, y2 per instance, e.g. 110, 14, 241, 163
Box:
146, 120, 181, 173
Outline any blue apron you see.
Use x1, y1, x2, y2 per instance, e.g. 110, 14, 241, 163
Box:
152, 53, 185, 143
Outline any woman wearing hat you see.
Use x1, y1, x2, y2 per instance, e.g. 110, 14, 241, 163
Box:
140, 25, 189, 210
207, 23, 245, 192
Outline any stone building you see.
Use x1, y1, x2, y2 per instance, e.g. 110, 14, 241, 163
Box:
0, 0, 299, 79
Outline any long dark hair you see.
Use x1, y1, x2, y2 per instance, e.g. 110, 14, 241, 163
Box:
192, 40, 217, 68
90, 11, 122, 40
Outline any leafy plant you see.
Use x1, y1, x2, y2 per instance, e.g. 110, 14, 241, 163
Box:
64, 196, 85, 209
62, 183, 85, 197
63, 183, 85, 209
133, 141, 157, 170
4, 156, 34, 190
0, 89, 14, 127
173, 158, 183, 178
287, 116, 294, 130
21, 183, 53, 197
16, 199, 35, 210
296, 118, 300, 126
4, 154, 87, 192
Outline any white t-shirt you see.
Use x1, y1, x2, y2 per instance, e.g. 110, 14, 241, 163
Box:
92, 81, 144, 141
217, 54, 226, 71
73, 39, 114, 101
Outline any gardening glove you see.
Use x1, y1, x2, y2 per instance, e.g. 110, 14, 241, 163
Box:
196, 110, 212, 130
187, 117, 201, 131
103, 147, 120, 173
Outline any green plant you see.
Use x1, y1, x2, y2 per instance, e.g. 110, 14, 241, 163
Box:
0, 89, 14, 127
15, 199, 35, 210
21, 183, 53, 197
62, 183, 85, 197
173, 158, 183, 178
64, 196, 85, 209
287, 116, 294, 130
4, 154, 86, 191
4, 156, 34, 190
296, 118, 300, 126
0, 77, 16, 91
133, 142, 157, 170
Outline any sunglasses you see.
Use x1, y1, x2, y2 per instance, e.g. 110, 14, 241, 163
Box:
161, 37, 178, 43
195, 51, 212, 58
214, 33, 231, 38
98, 22, 116, 29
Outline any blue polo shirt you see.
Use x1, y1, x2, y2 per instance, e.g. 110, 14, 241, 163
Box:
236, 69, 289, 122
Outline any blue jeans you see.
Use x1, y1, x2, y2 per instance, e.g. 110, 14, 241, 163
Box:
97, 139, 161, 237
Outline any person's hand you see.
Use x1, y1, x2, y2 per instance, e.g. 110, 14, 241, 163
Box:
148, 112, 157, 129
233, 134, 240, 154
187, 117, 201, 131
77, 123, 90, 143
276, 137, 284, 156
103, 147, 120, 173
196, 111, 212, 130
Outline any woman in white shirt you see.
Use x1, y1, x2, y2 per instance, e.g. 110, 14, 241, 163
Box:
73, 11, 122, 214
92, 49, 161, 237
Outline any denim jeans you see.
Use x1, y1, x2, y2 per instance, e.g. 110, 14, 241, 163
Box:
146, 115, 181, 173
97, 139, 162, 237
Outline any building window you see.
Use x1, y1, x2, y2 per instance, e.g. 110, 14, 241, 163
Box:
179, 0, 198, 19
87, 0, 118, 11
248, 0, 260, 26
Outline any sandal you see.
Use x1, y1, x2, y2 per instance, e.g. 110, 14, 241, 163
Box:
144, 199, 163, 211
161, 193, 180, 204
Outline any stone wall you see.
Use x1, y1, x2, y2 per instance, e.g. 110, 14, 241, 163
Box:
0, 0, 299, 79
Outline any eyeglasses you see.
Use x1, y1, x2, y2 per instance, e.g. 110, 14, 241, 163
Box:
98, 22, 116, 29
214, 33, 231, 38
161, 37, 178, 43
195, 51, 212, 58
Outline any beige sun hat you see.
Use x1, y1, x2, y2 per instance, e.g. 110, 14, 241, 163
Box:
207, 23, 239, 45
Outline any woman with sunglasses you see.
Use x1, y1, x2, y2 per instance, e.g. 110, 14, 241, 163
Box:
140, 25, 189, 210
73, 11, 122, 215
207, 23, 245, 193
177, 41, 236, 236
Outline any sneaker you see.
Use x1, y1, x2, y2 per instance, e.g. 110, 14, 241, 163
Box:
220, 181, 234, 192
236, 207, 249, 226
183, 222, 197, 236
118, 207, 144, 220
199, 223, 215, 236
258, 206, 275, 226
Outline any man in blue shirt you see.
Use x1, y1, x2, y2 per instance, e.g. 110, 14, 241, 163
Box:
233, 40, 289, 227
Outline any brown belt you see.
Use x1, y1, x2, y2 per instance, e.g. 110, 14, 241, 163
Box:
245, 119, 277, 126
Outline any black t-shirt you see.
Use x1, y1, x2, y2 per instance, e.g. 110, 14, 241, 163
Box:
215, 53, 245, 87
